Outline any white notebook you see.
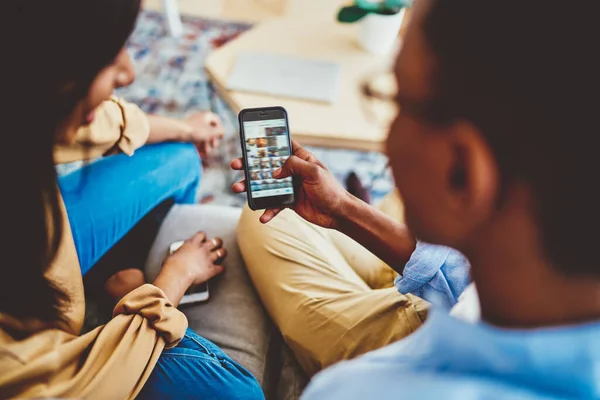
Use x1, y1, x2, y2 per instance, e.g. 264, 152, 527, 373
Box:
226, 52, 341, 103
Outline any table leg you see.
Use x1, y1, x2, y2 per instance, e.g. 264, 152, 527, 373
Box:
162, 0, 184, 37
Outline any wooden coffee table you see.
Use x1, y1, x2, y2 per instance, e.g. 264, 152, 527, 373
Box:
205, 15, 399, 152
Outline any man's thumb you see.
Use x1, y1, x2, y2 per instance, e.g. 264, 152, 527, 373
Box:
273, 155, 317, 180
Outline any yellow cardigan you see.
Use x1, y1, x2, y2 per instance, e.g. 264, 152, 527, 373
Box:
0, 98, 188, 399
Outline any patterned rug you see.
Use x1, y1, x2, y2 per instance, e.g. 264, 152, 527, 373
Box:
117, 10, 394, 206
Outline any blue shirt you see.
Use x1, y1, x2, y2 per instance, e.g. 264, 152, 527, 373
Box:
302, 310, 600, 399
395, 242, 471, 309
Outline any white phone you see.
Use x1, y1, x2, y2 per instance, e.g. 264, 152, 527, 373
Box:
169, 240, 210, 304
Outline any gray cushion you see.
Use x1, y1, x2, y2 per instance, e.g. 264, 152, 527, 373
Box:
276, 339, 309, 399
145, 205, 274, 386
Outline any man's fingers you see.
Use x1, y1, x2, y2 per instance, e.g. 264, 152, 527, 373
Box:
260, 208, 283, 224
272, 155, 319, 180
307, 154, 328, 170
232, 180, 247, 193
291, 139, 303, 152
291, 140, 311, 160
290, 140, 328, 170
230, 158, 244, 170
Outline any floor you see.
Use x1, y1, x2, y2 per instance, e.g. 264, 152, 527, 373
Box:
142, 0, 347, 23
143, 0, 286, 22
84, 9, 393, 208
113, 1, 393, 208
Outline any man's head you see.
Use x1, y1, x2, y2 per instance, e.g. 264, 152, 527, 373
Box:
387, 0, 599, 277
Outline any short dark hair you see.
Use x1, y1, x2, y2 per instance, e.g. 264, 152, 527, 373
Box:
423, 0, 600, 276
1, 0, 141, 325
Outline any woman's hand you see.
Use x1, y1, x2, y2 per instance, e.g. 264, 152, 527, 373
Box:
184, 111, 225, 158
153, 232, 226, 306
146, 112, 224, 158
231, 140, 352, 228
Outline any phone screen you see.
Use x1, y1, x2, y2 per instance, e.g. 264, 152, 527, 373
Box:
243, 118, 294, 200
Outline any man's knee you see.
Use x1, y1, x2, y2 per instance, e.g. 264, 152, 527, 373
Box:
237, 207, 300, 255
237, 205, 265, 264
238, 204, 261, 234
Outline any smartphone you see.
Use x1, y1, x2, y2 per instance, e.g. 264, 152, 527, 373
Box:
169, 241, 210, 304
239, 106, 296, 210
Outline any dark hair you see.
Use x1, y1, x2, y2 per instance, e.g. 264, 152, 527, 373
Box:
0, 0, 141, 326
423, 0, 600, 276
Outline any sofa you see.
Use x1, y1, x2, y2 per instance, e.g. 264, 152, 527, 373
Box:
142, 204, 308, 399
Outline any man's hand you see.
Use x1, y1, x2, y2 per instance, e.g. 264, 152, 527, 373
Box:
231, 140, 352, 227
184, 111, 225, 158
233, 140, 416, 269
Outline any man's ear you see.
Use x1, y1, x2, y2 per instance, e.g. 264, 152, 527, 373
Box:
445, 120, 500, 239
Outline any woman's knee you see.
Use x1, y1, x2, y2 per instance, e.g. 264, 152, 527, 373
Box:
138, 142, 202, 204
216, 359, 265, 400
142, 329, 264, 399
152, 142, 202, 182
139, 353, 264, 400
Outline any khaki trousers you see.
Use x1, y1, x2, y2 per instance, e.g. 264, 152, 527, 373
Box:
237, 191, 428, 377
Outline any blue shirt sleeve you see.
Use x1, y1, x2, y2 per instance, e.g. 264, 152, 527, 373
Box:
394, 242, 471, 309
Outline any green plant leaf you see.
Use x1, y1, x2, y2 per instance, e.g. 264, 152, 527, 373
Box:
354, 0, 383, 11
356, 0, 412, 12
337, 5, 370, 23
338, 0, 412, 22
384, 0, 413, 8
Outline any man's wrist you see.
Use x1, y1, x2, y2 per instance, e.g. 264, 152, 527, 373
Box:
330, 191, 417, 269
331, 191, 363, 231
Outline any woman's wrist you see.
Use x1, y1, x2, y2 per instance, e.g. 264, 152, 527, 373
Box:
152, 263, 193, 306
146, 115, 195, 143
178, 122, 195, 142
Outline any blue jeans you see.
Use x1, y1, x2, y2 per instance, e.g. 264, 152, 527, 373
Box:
59, 142, 201, 275
58, 143, 264, 399
138, 328, 264, 400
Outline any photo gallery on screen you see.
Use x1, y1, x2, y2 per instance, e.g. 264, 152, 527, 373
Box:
245, 126, 292, 193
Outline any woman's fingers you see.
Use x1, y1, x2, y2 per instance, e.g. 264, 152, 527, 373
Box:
204, 237, 223, 250
210, 117, 225, 138
210, 247, 228, 264
189, 231, 207, 245
200, 237, 227, 263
